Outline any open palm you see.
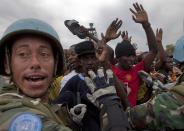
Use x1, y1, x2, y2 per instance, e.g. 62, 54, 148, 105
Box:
130, 3, 148, 24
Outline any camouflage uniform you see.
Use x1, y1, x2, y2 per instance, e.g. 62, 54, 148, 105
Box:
127, 82, 184, 130
0, 75, 10, 88
0, 84, 80, 131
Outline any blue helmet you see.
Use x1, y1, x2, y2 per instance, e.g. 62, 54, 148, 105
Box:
173, 36, 184, 63
0, 18, 65, 76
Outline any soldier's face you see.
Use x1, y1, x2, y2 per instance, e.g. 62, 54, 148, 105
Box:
10, 35, 55, 98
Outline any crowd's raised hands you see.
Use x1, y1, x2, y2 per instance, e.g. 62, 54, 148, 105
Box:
121, 31, 132, 42
156, 28, 163, 42
130, 3, 148, 24
102, 18, 122, 42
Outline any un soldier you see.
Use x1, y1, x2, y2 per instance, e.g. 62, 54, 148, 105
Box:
0, 18, 75, 131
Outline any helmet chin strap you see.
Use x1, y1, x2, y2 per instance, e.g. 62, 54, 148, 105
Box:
54, 53, 59, 77
5, 46, 20, 94
5, 46, 12, 75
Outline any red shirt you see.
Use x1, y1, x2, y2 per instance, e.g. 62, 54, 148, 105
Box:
111, 59, 145, 106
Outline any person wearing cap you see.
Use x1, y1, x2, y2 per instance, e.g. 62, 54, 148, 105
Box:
111, 3, 158, 106
0, 18, 77, 131
53, 41, 101, 131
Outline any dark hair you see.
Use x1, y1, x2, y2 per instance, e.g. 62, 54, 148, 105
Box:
115, 40, 136, 58
75, 41, 95, 58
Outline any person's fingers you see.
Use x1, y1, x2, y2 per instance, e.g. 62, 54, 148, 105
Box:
135, 3, 141, 11
114, 18, 118, 23
115, 31, 121, 39
121, 31, 125, 39
101, 33, 105, 39
93, 41, 98, 49
106, 69, 114, 85
156, 28, 158, 35
84, 77, 95, 93
159, 28, 163, 35
112, 18, 118, 27
110, 20, 115, 29
126, 31, 128, 36
116, 20, 122, 29
97, 67, 104, 78
88, 70, 96, 79
140, 4, 144, 11
130, 8, 136, 15
129, 36, 132, 42
133, 3, 137, 11
159, 28, 163, 40
132, 15, 137, 23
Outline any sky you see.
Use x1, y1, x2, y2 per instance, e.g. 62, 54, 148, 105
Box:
0, 0, 184, 51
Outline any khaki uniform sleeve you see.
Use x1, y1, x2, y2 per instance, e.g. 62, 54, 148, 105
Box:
0, 95, 72, 131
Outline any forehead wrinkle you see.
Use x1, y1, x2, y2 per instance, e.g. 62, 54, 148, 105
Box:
14, 44, 29, 52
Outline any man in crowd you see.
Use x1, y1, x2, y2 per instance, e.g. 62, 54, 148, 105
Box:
111, 3, 158, 106
59, 44, 80, 92
53, 41, 101, 131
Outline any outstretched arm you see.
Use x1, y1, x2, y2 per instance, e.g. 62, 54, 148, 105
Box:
84, 68, 132, 131
130, 3, 157, 71
95, 18, 122, 63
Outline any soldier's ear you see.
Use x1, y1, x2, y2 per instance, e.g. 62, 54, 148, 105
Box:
4, 58, 11, 75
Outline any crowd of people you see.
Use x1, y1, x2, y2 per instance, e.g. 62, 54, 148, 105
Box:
0, 2, 184, 131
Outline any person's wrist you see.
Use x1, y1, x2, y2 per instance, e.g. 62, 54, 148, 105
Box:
98, 94, 119, 105
142, 22, 150, 28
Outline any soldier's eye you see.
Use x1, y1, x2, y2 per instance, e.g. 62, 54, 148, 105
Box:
18, 52, 27, 57
41, 52, 49, 56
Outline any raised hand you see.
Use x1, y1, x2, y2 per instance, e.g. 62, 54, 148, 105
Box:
130, 3, 148, 24
93, 34, 108, 62
121, 31, 132, 42
156, 28, 163, 43
102, 18, 122, 42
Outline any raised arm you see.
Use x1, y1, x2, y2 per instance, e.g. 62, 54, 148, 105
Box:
154, 28, 166, 71
130, 3, 157, 71
95, 18, 122, 63
84, 68, 132, 131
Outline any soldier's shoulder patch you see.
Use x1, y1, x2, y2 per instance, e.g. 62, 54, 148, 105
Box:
9, 112, 42, 131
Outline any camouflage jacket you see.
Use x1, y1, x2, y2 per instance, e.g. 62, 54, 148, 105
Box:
127, 82, 184, 130
0, 85, 78, 131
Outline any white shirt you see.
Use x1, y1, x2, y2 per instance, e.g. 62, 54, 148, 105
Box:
59, 70, 78, 92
